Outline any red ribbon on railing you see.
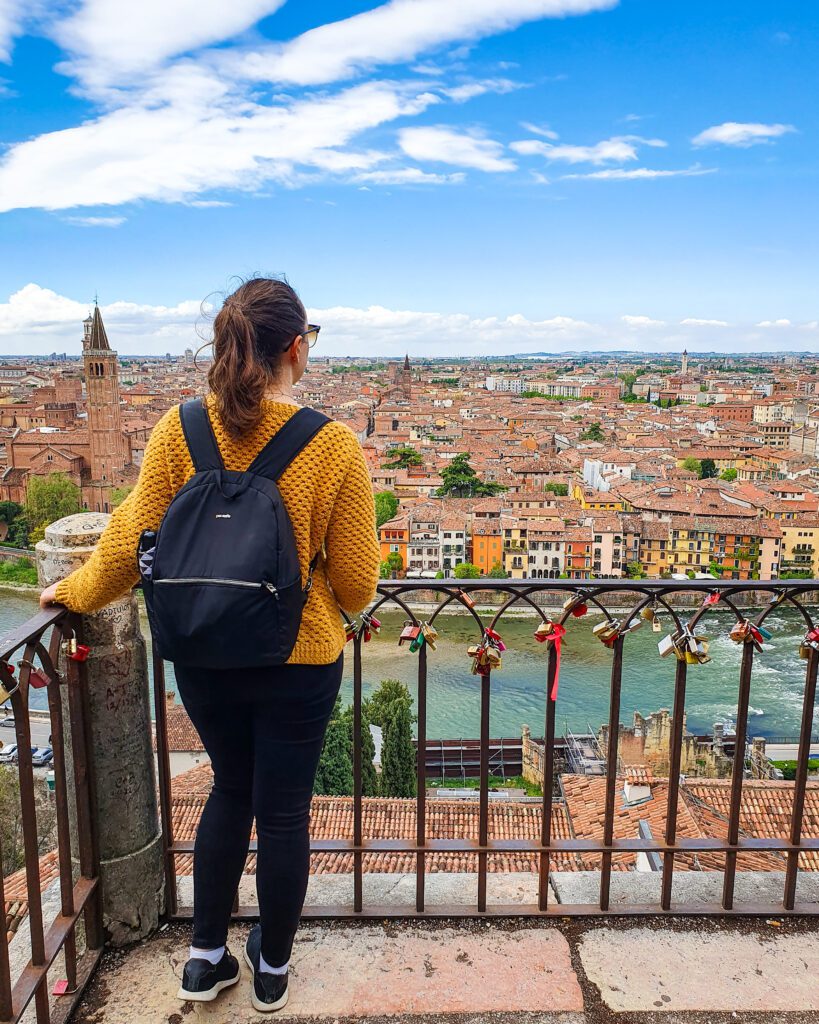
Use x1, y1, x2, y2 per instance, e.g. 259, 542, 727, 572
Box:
549, 622, 566, 701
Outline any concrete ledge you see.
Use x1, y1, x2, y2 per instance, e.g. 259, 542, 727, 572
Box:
579, 922, 819, 1013
177, 871, 555, 910
551, 870, 819, 907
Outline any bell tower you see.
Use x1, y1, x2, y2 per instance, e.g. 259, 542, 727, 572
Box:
83, 304, 127, 484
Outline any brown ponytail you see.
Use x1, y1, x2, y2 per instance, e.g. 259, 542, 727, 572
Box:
207, 277, 307, 439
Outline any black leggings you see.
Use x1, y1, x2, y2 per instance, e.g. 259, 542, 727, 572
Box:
175, 654, 343, 967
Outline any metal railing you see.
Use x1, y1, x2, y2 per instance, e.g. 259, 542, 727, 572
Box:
154, 578, 819, 919
0, 609, 102, 1024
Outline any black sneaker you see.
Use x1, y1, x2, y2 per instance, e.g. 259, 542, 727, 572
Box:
177, 948, 240, 1002
243, 925, 289, 1013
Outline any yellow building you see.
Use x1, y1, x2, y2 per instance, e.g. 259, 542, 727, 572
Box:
779, 520, 819, 576
571, 483, 624, 511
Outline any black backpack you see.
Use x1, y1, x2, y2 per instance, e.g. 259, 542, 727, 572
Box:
138, 398, 330, 669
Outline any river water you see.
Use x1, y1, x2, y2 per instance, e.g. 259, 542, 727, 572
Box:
2, 590, 816, 740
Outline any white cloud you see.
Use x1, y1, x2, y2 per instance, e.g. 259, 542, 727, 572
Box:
62, 215, 126, 227
398, 126, 516, 172
51, 0, 287, 94
0, 79, 440, 210
444, 78, 524, 102
622, 315, 665, 327
2, 284, 813, 356
563, 165, 716, 180
756, 319, 792, 327
353, 168, 465, 185
692, 122, 796, 148
0, 0, 24, 61
680, 318, 729, 327
511, 134, 665, 165
520, 121, 559, 139
227, 0, 619, 87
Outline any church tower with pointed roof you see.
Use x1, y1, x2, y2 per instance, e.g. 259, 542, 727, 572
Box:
83, 304, 128, 501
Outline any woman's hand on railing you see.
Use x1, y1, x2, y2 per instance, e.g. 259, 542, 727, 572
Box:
39, 582, 61, 609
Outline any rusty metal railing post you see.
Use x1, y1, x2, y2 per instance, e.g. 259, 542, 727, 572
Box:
722, 639, 755, 909
151, 651, 177, 917
538, 644, 558, 910
415, 641, 428, 912
661, 657, 689, 910
783, 645, 819, 909
600, 632, 625, 911
352, 632, 363, 913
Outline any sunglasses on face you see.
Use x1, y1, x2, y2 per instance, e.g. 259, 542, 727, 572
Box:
287, 324, 321, 350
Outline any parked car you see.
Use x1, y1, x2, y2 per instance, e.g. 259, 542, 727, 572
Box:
9, 745, 37, 765
31, 747, 53, 767
0, 743, 18, 763
0, 714, 15, 728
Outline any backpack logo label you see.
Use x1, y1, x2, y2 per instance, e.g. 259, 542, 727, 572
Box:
215, 514, 231, 519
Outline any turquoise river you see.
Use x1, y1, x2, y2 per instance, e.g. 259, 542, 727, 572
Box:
2, 589, 817, 740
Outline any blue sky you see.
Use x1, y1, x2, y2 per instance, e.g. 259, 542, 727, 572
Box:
0, 0, 816, 356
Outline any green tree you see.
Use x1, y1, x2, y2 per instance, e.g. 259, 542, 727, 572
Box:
579, 422, 605, 442
374, 491, 399, 528
700, 458, 717, 479
383, 445, 423, 470
720, 468, 738, 482
110, 485, 133, 508
624, 561, 646, 579
0, 500, 28, 547
313, 695, 354, 796
381, 699, 417, 798
544, 482, 568, 497
487, 560, 507, 579
24, 473, 81, 544
681, 457, 702, 475
0, 500, 22, 525
453, 561, 481, 579
1, 767, 56, 876
341, 704, 379, 797
436, 453, 506, 498
363, 679, 417, 729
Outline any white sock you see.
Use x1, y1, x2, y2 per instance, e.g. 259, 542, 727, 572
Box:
189, 944, 225, 965
259, 951, 289, 975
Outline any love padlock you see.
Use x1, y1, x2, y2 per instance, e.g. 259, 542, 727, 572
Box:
484, 627, 505, 652
67, 644, 91, 662
27, 667, 51, 688
0, 662, 18, 703
534, 620, 555, 643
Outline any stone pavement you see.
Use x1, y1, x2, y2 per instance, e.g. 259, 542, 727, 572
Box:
69, 915, 819, 1023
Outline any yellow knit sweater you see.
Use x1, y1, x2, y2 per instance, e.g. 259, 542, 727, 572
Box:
55, 397, 381, 664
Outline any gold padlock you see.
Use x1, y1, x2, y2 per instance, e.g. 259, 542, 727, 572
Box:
421, 622, 438, 650
0, 669, 18, 704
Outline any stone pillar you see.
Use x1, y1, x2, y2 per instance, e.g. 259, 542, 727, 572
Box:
37, 512, 163, 946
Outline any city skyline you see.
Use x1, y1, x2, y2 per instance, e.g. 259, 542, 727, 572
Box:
0, 0, 815, 355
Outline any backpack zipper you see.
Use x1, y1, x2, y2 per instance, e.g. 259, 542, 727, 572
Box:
156, 577, 279, 599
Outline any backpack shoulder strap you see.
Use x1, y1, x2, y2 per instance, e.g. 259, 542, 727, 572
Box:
178, 398, 223, 472
248, 407, 330, 481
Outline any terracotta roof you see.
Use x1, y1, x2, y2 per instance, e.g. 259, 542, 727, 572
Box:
151, 695, 204, 752
682, 779, 819, 872
3, 849, 60, 944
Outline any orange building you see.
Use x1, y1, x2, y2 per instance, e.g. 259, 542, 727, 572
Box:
470, 521, 503, 575
379, 516, 409, 569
